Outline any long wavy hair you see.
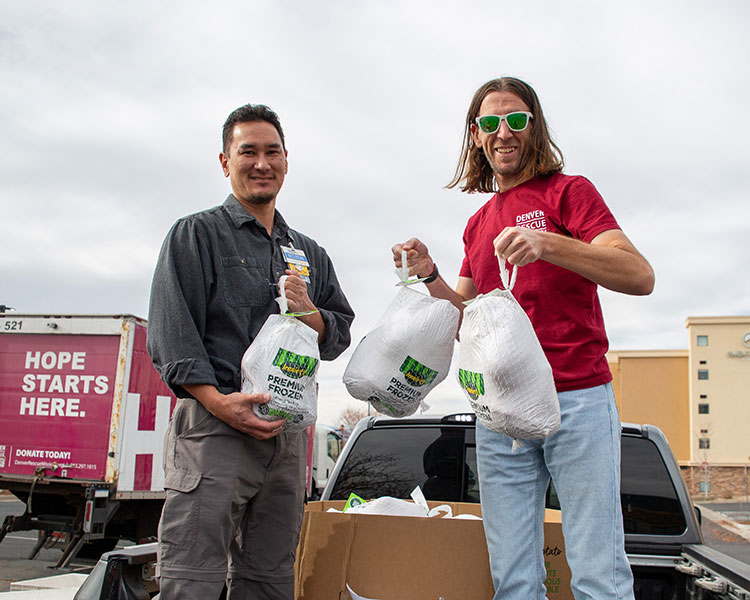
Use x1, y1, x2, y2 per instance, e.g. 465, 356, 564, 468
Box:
446, 77, 564, 193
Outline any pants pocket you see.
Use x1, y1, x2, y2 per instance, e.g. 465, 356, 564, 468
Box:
161, 400, 204, 550
159, 482, 201, 552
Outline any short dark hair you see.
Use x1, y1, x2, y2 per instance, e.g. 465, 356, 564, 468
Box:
447, 77, 564, 193
222, 104, 286, 155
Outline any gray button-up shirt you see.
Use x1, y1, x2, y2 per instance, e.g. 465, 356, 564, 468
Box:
147, 195, 354, 398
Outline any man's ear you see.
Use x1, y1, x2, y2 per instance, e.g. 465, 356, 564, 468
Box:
219, 152, 230, 177
470, 123, 481, 148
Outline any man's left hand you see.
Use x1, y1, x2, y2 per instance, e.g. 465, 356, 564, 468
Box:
282, 271, 316, 314
493, 226, 546, 266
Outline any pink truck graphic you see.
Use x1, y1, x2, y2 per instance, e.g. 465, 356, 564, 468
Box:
0, 314, 176, 566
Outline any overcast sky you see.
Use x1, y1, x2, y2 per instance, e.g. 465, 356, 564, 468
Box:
2, 0, 749, 425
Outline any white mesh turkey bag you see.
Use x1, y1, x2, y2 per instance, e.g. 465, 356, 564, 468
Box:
343, 282, 459, 418
457, 258, 559, 444
241, 276, 320, 432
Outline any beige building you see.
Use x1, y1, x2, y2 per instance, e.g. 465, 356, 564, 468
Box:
608, 349, 690, 459
607, 315, 750, 498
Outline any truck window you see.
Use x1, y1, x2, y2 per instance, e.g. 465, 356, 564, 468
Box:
328, 426, 479, 503
546, 435, 687, 535
327, 432, 341, 463
619, 435, 686, 535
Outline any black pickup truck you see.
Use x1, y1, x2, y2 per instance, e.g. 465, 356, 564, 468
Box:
320, 413, 750, 600
72, 413, 750, 600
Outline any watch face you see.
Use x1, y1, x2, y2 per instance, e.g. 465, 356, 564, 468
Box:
744, 332, 750, 348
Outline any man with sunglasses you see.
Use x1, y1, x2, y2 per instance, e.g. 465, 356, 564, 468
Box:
393, 77, 654, 599
147, 103, 354, 599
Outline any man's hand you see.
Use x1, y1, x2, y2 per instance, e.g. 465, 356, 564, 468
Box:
281, 271, 327, 343
392, 237, 434, 278
392, 237, 477, 322
282, 271, 316, 314
184, 384, 285, 440
494, 226, 655, 295
493, 227, 546, 267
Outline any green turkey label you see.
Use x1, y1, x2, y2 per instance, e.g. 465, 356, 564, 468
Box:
272, 348, 319, 379
257, 402, 304, 424
399, 356, 438, 388
458, 369, 485, 400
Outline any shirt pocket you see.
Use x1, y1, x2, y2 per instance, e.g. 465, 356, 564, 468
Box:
220, 255, 271, 308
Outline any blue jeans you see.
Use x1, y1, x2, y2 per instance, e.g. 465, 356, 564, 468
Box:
476, 383, 634, 600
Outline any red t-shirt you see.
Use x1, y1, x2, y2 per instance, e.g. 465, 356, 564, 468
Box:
459, 173, 619, 392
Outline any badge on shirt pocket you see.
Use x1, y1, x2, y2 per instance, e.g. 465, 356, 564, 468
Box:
281, 245, 311, 283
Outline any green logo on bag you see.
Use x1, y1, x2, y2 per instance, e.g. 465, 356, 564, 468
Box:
269, 407, 304, 423
343, 492, 366, 512
399, 356, 438, 388
458, 369, 485, 400
272, 348, 319, 379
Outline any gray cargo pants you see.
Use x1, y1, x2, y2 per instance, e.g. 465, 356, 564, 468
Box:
156, 398, 306, 600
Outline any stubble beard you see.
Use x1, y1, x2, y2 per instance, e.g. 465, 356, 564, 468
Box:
487, 147, 530, 181
248, 193, 275, 205
488, 149, 522, 176
492, 163, 520, 176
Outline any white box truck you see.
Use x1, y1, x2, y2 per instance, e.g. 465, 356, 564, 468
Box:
309, 424, 342, 500
0, 314, 176, 566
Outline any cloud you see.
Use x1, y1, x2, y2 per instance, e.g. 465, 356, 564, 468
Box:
1, 0, 749, 425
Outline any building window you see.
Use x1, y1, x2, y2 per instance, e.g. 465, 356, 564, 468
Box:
700, 394, 708, 399
698, 403, 710, 414
697, 335, 709, 346
699, 438, 710, 449
698, 369, 709, 380
700, 429, 709, 434
699, 360, 707, 365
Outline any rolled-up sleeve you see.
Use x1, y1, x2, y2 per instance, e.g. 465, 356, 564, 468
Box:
147, 219, 218, 397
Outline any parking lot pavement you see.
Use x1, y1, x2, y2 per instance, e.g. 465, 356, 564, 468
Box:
696, 501, 750, 566
697, 503, 750, 540
704, 502, 750, 524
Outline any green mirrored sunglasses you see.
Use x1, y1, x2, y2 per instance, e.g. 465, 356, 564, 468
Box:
475, 112, 533, 134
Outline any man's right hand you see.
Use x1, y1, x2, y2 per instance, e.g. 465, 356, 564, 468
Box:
183, 384, 286, 440
392, 237, 478, 316
392, 237, 434, 279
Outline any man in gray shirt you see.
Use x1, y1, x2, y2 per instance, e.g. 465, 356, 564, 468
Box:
147, 103, 354, 599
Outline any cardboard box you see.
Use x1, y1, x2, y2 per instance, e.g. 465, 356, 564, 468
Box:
295, 501, 572, 600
